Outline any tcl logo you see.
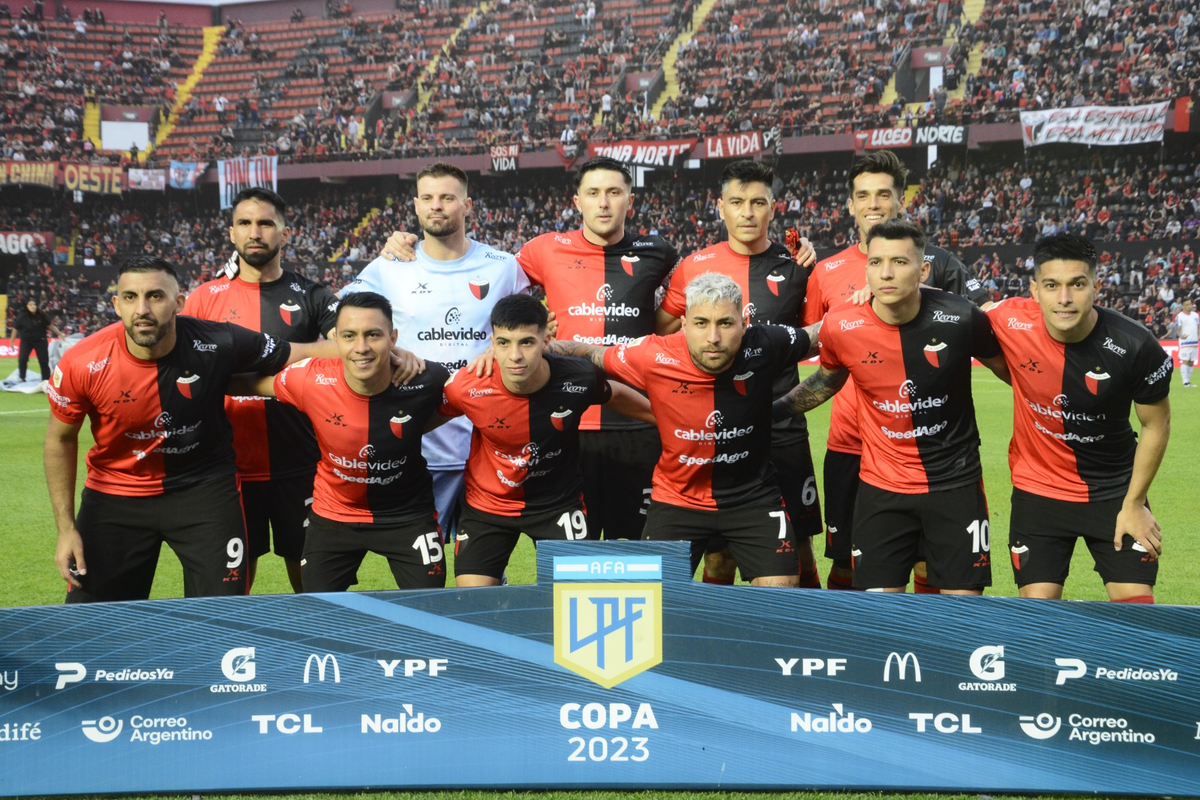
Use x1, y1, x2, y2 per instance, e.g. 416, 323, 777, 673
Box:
910, 713, 981, 733
251, 714, 322, 734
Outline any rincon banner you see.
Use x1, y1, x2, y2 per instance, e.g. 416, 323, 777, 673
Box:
1021, 102, 1169, 147
216, 156, 278, 209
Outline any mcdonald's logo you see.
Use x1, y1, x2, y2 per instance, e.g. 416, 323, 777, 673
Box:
883, 652, 921, 683
303, 654, 341, 684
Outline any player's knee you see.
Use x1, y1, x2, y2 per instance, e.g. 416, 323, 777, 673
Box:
703, 548, 737, 580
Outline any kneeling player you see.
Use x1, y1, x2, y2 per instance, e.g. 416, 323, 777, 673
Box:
781, 220, 1010, 594
438, 294, 653, 587
235, 292, 450, 591
987, 234, 1171, 602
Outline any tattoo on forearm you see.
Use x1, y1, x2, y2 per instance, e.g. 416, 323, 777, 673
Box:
782, 368, 846, 415
547, 340, 606, 369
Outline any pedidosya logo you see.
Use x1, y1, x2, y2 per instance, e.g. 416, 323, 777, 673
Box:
554, 583, 662, 689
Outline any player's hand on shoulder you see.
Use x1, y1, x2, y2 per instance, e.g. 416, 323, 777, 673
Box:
793, 235, 817, 268
382, 231, 419, 262
390, 346, 426, 386
546, 310, 558, 341
1114, 503, 1162, 560
467, 345, 497, 378
850, 286, 871, 305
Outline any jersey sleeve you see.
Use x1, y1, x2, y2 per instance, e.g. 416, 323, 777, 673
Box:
802, 264, 824, 326
1132, 335, 1173, 405
310, 283, 341, 336
969, 305, 1002, 360
438, 368, 467, 417
515, 239, 543, 286
817, 317, 846, 372
181, 288, 205, 317
603, 337, 653, 390
228, 322, 293, 374
764, 324, 811, 370
942, 253, 990, 306
47, 356, 91, 425
660, 265, 688, 319
272, 357, 311, 409
338, 259, 385, 297
587, 362, 613, 405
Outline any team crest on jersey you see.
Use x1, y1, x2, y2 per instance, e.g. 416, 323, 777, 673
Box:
553, 581, 662, 689
390, 413, 411, 438
1010, 544, 1030, 571
733, 371, 753, 396
924, 340, 947, 368
550, 406, 573, 431
279, 301, 301, 326
176, 373, 199, 399
469, 279, 490, 300
1085, 369, 1110, 395
620, 254, 638, 276
766, 271, 785, 296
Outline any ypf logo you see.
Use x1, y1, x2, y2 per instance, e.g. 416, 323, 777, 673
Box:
1019, 713, 1062, 740
82, 716, 124, 743
554, 583, 662, 689
969, 645, 1005, 680
222, 647, 256, 682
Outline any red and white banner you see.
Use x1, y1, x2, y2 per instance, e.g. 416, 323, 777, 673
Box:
128, 168, 167, 191
0, 161, 57, 188
217, 156, 278, 209
588, 138, 698, 167
703, 131, 763, 159
0, 231, 53, 255
1021, 102, 1168, 147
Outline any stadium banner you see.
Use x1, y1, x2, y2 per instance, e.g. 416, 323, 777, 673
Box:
854, 125, 966, 150
62, 164, 124, 195
0, 161, 57, 189
703, 131, 763, 159
489, 144, 519, 172
2, 540, 1200, 797
217, 156, 278, 209
588, 138, 698, 167
0, 231, 54, 256
169, 161, 206, 190
1021, 102, 1169, 147
127, 169, 167, 192
0, 338, 14, 357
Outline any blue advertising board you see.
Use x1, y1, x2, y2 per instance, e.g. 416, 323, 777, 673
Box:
1, 541, 1198, 796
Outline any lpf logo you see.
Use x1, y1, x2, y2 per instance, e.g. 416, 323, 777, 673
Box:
553, 583, 662, 688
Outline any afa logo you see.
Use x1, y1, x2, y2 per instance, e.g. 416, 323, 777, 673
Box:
553, 583, 662, 688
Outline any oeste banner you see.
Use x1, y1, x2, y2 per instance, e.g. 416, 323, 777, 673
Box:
0, 541, 1198, 796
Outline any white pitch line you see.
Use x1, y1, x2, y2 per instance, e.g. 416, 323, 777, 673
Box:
0, 409, 47, 415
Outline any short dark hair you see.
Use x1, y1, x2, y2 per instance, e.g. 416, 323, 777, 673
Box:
849, 149, 908, 194
864, 218, 926, 254
1033, 233, 1098, 277
416, 162, 469, 193
720, 160, 775, 196
231, 187, 287, 222
118, 254, 180, 285
576, 156, 632, 190
491, 293, 547, 331
337, 291, 393, 324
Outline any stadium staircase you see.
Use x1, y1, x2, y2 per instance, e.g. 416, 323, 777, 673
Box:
151, 26, 226, 159
879, 0, 987, 119
83, 102, 101, 151
332, 206, 384, 261
648, 0, 718, 121
413, 1, 494, 116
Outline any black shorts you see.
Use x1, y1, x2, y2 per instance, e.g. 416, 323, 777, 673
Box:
66, 475, 248, 603
454, 501, 596, 579
241, 470, 315, 561
302, 511, 446, 592
822, 450, 861, 561
579, 428, 659, 540
771, 434, 821, 538
1008, 488, 1158, 587
644, 500, 798, 582
852, 480, 992, 591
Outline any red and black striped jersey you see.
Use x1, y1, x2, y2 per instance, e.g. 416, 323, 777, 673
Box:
819, 289, 1000, 494
988, 299, 1172, 502
440, 354, 612, 516
48, 318, 291, 497
662, 240, 809, 438
603, 324, 811, 511
273, 357, 450, 523
516, 229, 677, 431
183, 270, 339, 480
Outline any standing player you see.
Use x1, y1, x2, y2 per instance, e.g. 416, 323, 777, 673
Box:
805, 149, 988, 591
45, 257, 330, 603
988, 233, 1171, 602
1173, 298, 1198, 388
550, 272, 820, 588
184, 187, 340, 592
780, 220, 1010, 594
231, 292, 451, 591
657, 160, 821, 587
438, 294, 652, 587
342, 162, 531, 544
